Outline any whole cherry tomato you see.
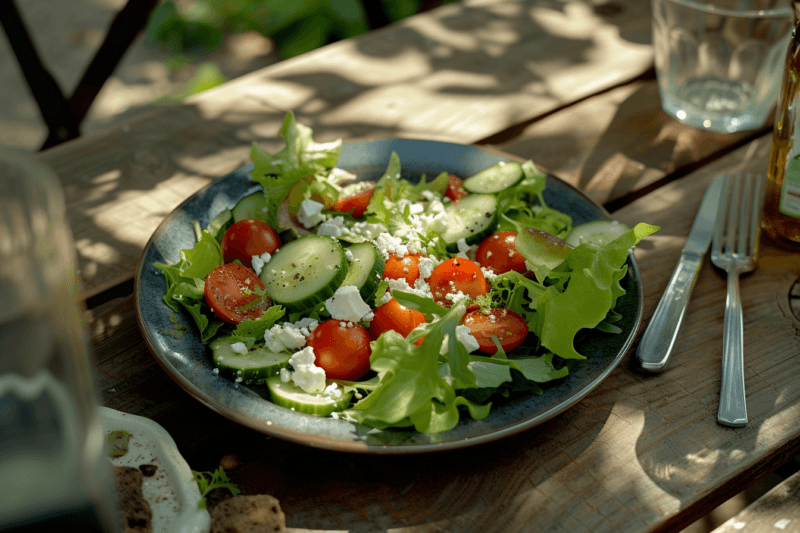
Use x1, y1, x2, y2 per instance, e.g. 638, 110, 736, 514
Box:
204, 263, 271, 324
369, 297, 426, 345
428, 257, 488, 306
444, 174, 468, 203
462, 308, 528, 354
307, 319, 372, 380
221, 219, 281, 269
476, 231, 527, 274
382, 253, 423, 285
332, 181, 376, 218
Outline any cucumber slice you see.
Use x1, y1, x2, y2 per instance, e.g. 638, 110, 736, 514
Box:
342, 242, 385, 301
462, 162, 523, 194
209, 337, 290, 383
232, 191, 269, 223
259, 235, 348, 312
265, 376, 353, 416
565, 220, 630, 247
440, 193, 498, 251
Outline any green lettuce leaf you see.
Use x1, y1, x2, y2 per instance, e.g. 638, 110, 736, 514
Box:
249, 111, 343, 230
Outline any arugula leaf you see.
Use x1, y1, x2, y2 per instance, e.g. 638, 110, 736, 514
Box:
228, 306, 286, 346
192, 466, 241, 509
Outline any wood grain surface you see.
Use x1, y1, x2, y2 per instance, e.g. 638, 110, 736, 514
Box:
38, 0, 654, 301
712, 469, 800, 532
83, 137, 800, 533
47, 0, 800, 531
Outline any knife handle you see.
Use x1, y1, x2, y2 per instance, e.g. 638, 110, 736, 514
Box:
637, 251, 704, 372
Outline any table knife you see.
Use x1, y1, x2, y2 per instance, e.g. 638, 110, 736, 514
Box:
637, 174, 724, 372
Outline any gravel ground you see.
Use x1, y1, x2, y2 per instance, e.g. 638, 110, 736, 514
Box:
0, 0, 279, 152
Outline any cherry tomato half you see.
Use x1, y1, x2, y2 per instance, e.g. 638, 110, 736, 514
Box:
382, 253, 423, 285
221, 219, 281, 269
428, 257, 488, 306
307, 319, 372, 381
369, 297, 426, 345
204, 263, 271, 324
462, 308, 528, 354
445, 174, 468, 203
476, 231, 527, 274
332, 181, 376, 218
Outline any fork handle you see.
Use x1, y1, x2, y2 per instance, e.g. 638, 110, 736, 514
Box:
637, 251, 703, 372
718, 271, 748, 427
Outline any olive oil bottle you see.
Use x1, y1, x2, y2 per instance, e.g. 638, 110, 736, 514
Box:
763, 2, 800, 247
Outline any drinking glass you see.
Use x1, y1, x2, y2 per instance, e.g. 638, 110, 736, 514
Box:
0, 149, 118, 531
652, 0, 794, 133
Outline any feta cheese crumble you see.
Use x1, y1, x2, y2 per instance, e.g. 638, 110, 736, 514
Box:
326, 285, 373, 322
297, 199, 325, 228
250, 251, 272, 276
230, 342, 248, 355
288, 346, 326, 393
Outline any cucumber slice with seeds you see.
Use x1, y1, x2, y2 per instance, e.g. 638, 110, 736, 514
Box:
259, 235, 348, 312
342, 242, 385, 302
210, 337, 290, 383
440, 193, 498, 251
462, 162, 523, 194
232, 191, 269, 223
266, 376, 353, 416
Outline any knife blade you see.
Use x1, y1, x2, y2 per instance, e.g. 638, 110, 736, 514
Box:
636, 174, 725, 372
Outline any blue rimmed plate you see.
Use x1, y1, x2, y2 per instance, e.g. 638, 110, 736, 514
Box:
134, 139, 643, 454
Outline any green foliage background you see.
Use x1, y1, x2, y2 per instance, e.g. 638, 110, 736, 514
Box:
146, 0, 456, 60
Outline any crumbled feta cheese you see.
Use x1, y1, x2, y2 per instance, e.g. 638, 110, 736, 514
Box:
250, 251, 272, 276
438, 328, 481, 355
326, 285, 372, 322
375, 232, 409, 258
280, 368, 291, 383
480, 266, 499, 282
417, 256, 438, 281
317, 215, 345, 237
297, 199, 325, 228
264, 323, 309, 352
456, 324, 480, 353
288, 346, 326, 393
230, 342, 248, 355
345, 249, 354, 261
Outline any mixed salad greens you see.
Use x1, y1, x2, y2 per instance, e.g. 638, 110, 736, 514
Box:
155, 111, 658, 434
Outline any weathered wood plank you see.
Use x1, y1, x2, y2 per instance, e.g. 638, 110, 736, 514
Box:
712, 469, 800, 532
39, 0, 654, 301
489, 79, 769, 207
84, 136, 800, 533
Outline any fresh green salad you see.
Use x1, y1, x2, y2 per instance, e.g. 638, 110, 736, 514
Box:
155, 111, 658, 434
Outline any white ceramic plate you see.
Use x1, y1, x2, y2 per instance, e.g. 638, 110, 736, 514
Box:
100, 407, 210, 533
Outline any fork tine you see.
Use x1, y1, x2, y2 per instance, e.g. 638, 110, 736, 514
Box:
725, 174, 741, 255
713, 174, 731, 255
736, 174, 750, 256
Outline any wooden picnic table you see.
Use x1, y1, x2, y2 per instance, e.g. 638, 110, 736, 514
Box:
37, 0, 800, 531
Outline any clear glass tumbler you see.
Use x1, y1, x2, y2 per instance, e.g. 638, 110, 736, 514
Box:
0, 149, 118, 531
652, 0, 794, 133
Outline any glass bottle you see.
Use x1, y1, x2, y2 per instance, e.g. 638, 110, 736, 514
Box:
763, 2, 800, 247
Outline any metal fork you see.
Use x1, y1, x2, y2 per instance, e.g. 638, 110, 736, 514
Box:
710, 173, 764, 428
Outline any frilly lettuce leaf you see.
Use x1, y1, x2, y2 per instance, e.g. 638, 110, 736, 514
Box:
249, 111, 343, 230
532, 223, 659, 360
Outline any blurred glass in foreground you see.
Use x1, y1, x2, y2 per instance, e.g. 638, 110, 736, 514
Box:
0, 149, 118, 531
652, 0, 794, 133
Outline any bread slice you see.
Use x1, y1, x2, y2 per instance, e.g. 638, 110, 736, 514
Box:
113, 465, 152, 533
211, 494, 286, 533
